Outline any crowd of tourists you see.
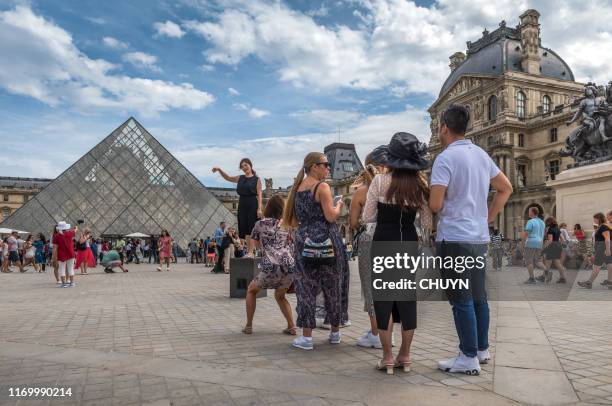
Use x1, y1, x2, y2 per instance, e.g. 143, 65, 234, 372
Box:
238, 104, 513, 376
1, 104, 609, 376
486, 209, 612, 289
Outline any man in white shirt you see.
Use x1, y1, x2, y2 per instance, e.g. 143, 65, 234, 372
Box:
7, 231, 23, 272
429, 104, 512, 375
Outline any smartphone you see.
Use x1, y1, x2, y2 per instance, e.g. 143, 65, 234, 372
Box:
77, 219, 85, 225
333, 195, 343, 206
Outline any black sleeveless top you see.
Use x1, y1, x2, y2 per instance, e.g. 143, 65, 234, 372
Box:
237, 175, 258, 197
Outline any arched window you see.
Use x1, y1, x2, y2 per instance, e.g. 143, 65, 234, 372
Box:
488, 95, 497, 121
542, 95, 551, 114
517, 91, 526, 118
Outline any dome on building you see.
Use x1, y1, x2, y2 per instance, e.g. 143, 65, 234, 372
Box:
439, 20, 574, 97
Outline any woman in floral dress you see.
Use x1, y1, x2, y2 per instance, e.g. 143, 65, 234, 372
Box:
242, 195, 296, 335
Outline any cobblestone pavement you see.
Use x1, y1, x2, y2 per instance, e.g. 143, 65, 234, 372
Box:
0, 261, 610, 405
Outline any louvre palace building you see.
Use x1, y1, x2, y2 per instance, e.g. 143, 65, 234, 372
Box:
428, 9, 584, 239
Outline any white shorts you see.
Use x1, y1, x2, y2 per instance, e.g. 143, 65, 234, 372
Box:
58, 258, 75, 277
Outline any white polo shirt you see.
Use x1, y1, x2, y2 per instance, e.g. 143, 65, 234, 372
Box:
431, 139, 500, 243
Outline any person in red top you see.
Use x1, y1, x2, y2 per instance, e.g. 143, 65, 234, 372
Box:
53, 221, 77, 288
157, 229, 173, 272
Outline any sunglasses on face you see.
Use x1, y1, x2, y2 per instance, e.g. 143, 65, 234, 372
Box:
315, 162, 331, 168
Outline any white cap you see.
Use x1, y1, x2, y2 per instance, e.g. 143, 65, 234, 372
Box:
57, 221, 71, 231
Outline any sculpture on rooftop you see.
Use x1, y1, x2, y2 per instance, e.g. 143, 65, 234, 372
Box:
560, 82, 612, 166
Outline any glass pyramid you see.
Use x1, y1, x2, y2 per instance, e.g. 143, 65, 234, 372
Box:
0, 118, 235, 248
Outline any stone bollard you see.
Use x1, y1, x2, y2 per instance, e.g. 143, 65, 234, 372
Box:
229, 257, 267, 298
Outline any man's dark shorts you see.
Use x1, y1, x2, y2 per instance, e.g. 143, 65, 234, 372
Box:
8, 251, 19, 263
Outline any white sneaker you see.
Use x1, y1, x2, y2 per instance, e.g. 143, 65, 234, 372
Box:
477, 349, 491, 364
438, 352, 481, 375
292, 336, 313, 350
356, 331, 382, 349
329, 331, 341, 344
341, 320, 351, 328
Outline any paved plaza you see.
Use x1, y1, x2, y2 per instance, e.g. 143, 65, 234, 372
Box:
0, 261, 611, 405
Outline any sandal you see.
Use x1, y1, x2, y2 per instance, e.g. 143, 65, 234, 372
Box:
394, 358, 412, 373
376, 359, 394, 375
283, 327, 297, 336
242, 326, 253, 335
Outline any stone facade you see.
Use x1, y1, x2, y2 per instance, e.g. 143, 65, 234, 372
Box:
0, 177, 51, 222
324, 143, 365, 243
428, 10, 584, 239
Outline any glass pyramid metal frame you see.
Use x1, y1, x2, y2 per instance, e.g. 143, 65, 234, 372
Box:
0, 118, 235, 248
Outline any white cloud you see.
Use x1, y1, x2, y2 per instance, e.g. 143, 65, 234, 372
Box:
290, 109, 362, 130
228, 87, 240, 96
200, 64, 215, 72
0, 6, 214, 116
306, 4, 329, 17
248, 108, 270, 118
185, 0, 612, 96
153, 20, 186, 38
234, 102, 270, 118
176, 105, 429, 187
122, 51, 162, 72
102, 36, 128, 50
85, 16, 106, 25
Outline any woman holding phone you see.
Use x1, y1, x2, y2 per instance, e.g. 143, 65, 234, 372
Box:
284, 152, 349, 350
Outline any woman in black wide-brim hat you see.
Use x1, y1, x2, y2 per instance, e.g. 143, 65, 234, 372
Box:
361, 132, 433, 375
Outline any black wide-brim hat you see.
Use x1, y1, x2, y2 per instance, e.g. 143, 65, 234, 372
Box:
369, 145, 389, 166
379, 132, 429, 170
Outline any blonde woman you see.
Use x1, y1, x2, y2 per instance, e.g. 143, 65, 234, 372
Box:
284, 152, 348, 350
349, 147, 387, 349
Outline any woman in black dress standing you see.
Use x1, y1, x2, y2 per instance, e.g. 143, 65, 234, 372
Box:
212, 158, 263, 246
362, 132, 432, 374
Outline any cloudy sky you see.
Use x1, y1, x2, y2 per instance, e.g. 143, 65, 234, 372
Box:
0, 0, 610, 187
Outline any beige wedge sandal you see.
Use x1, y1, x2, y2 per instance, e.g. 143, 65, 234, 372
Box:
376, 359, 394, 375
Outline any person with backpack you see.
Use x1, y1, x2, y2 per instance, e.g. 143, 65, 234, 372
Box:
242, 195, 296, 335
